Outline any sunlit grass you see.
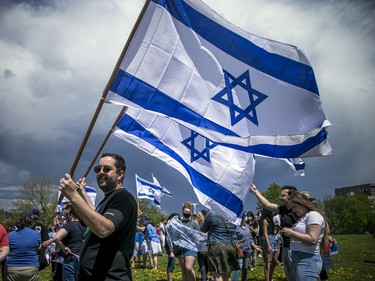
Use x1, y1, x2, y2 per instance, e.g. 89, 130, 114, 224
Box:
33, 234, 375, 281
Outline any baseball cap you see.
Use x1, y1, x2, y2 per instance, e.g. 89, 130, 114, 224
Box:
32, 208, 40, 218
21, 211, 37, 222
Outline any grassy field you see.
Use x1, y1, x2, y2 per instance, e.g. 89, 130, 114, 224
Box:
10, 234, 375, 281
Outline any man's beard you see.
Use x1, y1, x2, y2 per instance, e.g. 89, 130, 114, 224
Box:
97, 174, 117, 194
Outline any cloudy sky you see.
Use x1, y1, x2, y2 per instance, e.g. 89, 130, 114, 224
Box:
1, 0, 374, 215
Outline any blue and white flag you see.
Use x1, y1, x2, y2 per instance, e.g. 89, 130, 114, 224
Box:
136, 174, 170, 208
282, 158, 306, 176
255, 155, 306, 177
106, 0, 332, 158
114, 107, 256, 223
56, 186, 96, 214
152, 174, 172, 196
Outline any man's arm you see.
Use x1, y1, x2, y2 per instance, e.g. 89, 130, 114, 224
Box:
60, 174, 116, 238
249, 183, 279, 213
42, 228, 68, 249
0, 225, 9, 262
0, 246, 9, 263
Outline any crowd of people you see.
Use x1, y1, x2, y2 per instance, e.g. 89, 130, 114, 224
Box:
0, 152, 337, 281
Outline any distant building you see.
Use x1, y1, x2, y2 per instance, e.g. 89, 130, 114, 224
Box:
335, 183, 375, 198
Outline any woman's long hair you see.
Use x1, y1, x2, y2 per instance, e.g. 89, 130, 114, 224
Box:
194, 211, 206, 226
260, 208, 275, 234
289, 192, 329, 249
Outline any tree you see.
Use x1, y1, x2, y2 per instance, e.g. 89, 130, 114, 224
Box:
138, 200, 166, 224
0, 209, 13, 229
256, 182, 281, 210
323, 194, 375, 234
13, 175, 58, 226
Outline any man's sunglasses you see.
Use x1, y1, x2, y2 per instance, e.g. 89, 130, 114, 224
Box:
94, 165, 113, 174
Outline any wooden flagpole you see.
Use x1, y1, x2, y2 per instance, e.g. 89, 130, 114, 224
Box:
135, 174, 141, 214
82, 106, 128, 178
59, 0, 151, 202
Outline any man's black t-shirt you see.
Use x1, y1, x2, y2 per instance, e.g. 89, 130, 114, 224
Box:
278, 205, 297, 248
61, 220, 86, 256
80, 188, 137, 281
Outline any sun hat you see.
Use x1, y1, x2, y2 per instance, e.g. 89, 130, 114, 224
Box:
301, 191, 316, 202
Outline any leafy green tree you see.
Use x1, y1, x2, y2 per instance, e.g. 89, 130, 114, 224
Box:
0, 209, 13, 228
138, 199, 166, 225
256, 182, 281, 210
323, 194, 375, 234
13, 175, 58, 226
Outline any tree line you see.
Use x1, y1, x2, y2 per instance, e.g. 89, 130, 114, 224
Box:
0, 177, 374, 235
257, 182, 375, 235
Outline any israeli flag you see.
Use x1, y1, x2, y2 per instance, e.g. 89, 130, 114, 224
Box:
114, 107, 255, 223
136, 174, 171, 208
152, 174, 172, 196
106, 0, 332, 158
56, 186, 96, 214
255, 155, 306, 177
283, 158, 306, 176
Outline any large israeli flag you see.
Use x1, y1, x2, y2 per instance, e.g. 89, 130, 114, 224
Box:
106, 0, 332, 158
114, 107, 255, 223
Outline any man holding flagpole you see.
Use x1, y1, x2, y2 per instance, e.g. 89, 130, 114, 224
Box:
59, 152, 137, 281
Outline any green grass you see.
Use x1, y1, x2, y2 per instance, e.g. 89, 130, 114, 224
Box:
14, 234, 375, 281
328, 234, 375, 281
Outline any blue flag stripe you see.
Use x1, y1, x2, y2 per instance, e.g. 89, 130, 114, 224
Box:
293, 163, 306, 171
85, 187, 96, 193
110, 70, 239, 136
220, 128, 328, 158
136, 178, 164, 191
118, 114, 244, 217
138, 193, 156, 199
152, 0, 319, 95
154, 200, 161, 206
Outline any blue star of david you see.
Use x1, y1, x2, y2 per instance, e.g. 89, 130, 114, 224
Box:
181, 131, 217, 163
212, 69, 268, 126
148, 186, 155, 194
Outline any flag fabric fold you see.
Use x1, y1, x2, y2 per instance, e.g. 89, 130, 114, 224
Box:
152, 174, 172, 196
136, 174, 170, 208
282, 158, 306, 176
114, 107, 255, 223
255, 155, 306, 176
166, 218, 208, 252
106, 0, 332, 158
